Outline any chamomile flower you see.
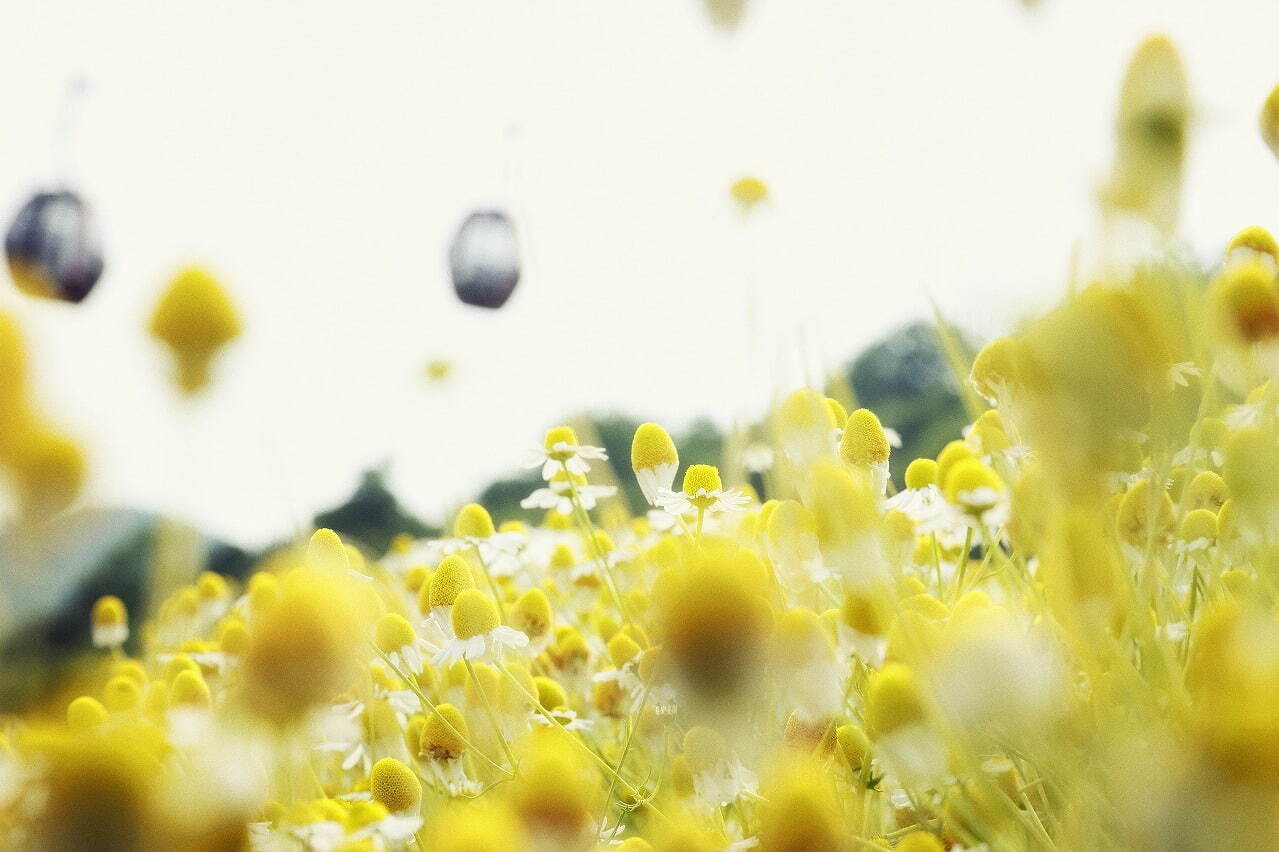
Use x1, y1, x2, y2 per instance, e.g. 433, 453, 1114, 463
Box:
418, 704, 482, 796
656, 464, 750, 517
531, 705, 595, 732
374, 613, 436, 674
840, 408, 892, 494
433, 589, 529, 667
521, 469, 617, 515
682, 727, 759, 807
631, 422, 679, 507
886, 458, 944, 521
423, 554, 476, 633
525, 425, 608, 481
369, 757, 422, 814
943, 458, 1009, 528
90, 594, 129, 649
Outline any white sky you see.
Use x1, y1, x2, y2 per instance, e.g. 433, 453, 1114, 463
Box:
1, 0, 1278, 548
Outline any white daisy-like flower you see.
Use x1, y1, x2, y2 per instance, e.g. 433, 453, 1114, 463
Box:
425, 757, 483, 797
886, 483, 942, 520
525, 425, 608, 480
350, 814, 424, 844
90, 596, 129, 649
433, 589, 529, 667
1174, 535, 1213, 555
288, 820, 345, 852
631, 422, 680, 506
656, 464, 750, 517
531, 706, 594, 732
521, 470, 617, 516
692, 756, 759, 808
373, 613, 437, 675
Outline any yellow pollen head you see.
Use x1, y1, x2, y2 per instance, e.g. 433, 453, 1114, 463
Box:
67, 696, 109, 730
420, 703, 470, 760
1262, 85, 1279, 161
429, 555, 476, 608
730, 176, 769, 207
196, 571, 229, 601
1186, 470, 1229, 512
607, 632, 642, 668
1115, 478, 1175, 548
405, 565, 429, 593
1228, 226, 1279, 261
513, 588, 553, 639
545, 509, 574, 530
593, 530, 616, 553
631, 422, 678, 471
111, 660, 147, 686
936, 438, 977, 486
219, 620, 250, 655
943, 458, 1004, 507
375, 613, 417, 653
836, 724, 870, 770
1180, 508, 1218, 543
896, 831, 945, 852
969, 337, 1023, 402
148, 266, 242, 393
346, 801, 390, 831
247, 572, 280, 615
777, 388, 831, 437
370, 757, 422, 813
306, 528, 349, 573
102, 675, 142, 712
534, 676, 568, 710
163, 653, 199, 682
91, 595, 127, 629
839, 408, 890, 467
825, 397, 849, 428
865, 662, 927, 738
904, 458, 939, 490
544, 425, 578, 452
842, 590, 888, 636
451, 589, 500, 640
169, 669, 212, 708
681, 464, 723, 495
1211, 261, 1279, 344
454, 503, 495, 539
550, 544, 576, 570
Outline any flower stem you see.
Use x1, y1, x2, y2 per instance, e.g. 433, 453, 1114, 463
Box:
464, 657, 519, 772
370, 644, 514, 778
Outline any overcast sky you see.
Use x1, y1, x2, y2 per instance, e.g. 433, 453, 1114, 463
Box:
2, 0, 1278, 548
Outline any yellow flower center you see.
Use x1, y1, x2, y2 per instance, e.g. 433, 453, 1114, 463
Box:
451, 589, 500, 640
631, 422, 678, 471
375, 613, 417, 653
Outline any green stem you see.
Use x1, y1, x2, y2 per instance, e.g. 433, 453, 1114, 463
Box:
464, 657, 519, 772
370, 644, 513, 778
496, 662, 669, 823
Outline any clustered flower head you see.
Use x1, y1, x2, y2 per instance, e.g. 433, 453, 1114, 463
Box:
11, 32, 1279, 852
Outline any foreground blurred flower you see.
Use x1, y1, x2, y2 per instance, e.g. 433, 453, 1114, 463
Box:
148, 266, 241, 394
